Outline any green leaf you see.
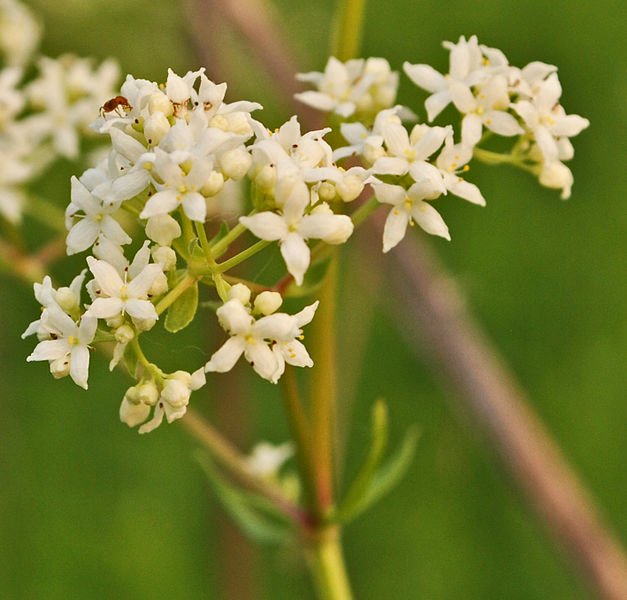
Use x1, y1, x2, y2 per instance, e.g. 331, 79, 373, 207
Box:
164, 280, 198, 333
344, 426, 420, 523
195, 451, 291, 544
335, 400, 389, 523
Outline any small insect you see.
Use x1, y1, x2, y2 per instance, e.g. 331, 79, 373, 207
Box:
99, 95, 132, 117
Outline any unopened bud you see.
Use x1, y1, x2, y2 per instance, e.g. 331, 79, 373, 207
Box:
200, 171, 224, 197
114, 324, 135, 344
161, 378, 191, 408
144, 112, 171, 145
148, 92, 173, 117
50, 356, 70, 379
119, 396, 151, 427
317, 181, 336, 202
152, 245, 177, 271
255, 164, 276, 192
228, 282, 251, 305
254, 291, 283, 315
149, 272, 169, 296
336, 174, 364, 202
132, 316, 157, 331
145, 214, 181, 246
138, 381, 159, 406
56, 287, 78, 312
219, 147, 252, 180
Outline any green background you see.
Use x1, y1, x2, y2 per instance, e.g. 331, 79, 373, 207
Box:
2, 0, 625, 598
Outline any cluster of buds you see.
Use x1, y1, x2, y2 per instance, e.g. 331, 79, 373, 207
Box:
22, 36, 589, 433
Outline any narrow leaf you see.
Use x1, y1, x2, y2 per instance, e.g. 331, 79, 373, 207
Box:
195, 451, 290, 544
164, 281, 198, 333
123, 341, 138, 378
338, 425, 419, 524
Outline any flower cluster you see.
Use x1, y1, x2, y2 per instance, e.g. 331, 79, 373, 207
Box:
0, 0, 118, 223
22, 37, 589, 433
403, 35, 589, 198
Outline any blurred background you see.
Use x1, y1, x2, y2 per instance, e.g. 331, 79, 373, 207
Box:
1, 0, 625, 598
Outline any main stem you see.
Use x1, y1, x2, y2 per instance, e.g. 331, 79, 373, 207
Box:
307, 527, 354, 600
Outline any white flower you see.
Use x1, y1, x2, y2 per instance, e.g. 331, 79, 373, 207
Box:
26, 304, 97, 389
240, 178, 353, 285
512, 73, 589, 166
373, 181, 450, 252
205, 296, 314, 383
139, 149, 213, 222
65, 176, 131, 255
246, 441, 293, 477
452, 75, 524, 147
539, 160, 573, 199
271, 301, 318, 382
22, 270, 87, 339
295, 56, 398, 119
372, 118, 450, 196
404, 35, 491, 121
435, 134, 486, 206
85, 256, 162, 323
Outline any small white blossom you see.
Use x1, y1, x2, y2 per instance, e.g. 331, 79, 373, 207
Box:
205, 294, 317, 383
26, 304, 97, 389
373, 181, 450, 252
240, 178, 353, 285
85, 256, 162, 323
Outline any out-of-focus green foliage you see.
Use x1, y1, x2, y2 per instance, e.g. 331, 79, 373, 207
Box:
2, 0, 625, 598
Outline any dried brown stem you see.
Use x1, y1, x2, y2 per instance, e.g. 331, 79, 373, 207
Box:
365, 215, 627, 600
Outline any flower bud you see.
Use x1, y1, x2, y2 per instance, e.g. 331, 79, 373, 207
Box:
161, 379, 191, 408
114, 324, 135, 344
209, 114, 228, 131
55, 287, 78, 312
225, 112, 252, 135
148, 92, 173, 117
539, 161, 573, 199
200, 171, 224, 197
336, 174, 364, 202
255, 164, 276, 192
254, 291, 283, 315
104, 315, 124, 329
138, 381, 159, 406
124, 384, 140, 404
119, 396, 151, 427
144, 112, 171, 145
149, 272, 169, 296
317, 181, 336, 202
151, 245, 177, 271
219, 147, 252, 180
228, 282, 251, 305
50, 356, 70, 379
145, 214, 181, 246
363, 142, 386, 165
132, 316, 157, 331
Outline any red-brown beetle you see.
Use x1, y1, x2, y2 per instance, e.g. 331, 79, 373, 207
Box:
99, 95, 132, 117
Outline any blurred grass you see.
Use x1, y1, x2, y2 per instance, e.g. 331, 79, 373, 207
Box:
2, 0, 625, 598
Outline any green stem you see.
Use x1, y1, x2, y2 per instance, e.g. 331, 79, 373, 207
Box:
194, 220, 217, 268
309, 254, 339, 516
280, 368, 317, 514
307, 527, 354, 600
155, 272, 197, 315
214, 240, 271, 274
210, 221, 249, 257
331, 0, 367, 61
350, 195, 379, 227
183, 409, 307, 525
